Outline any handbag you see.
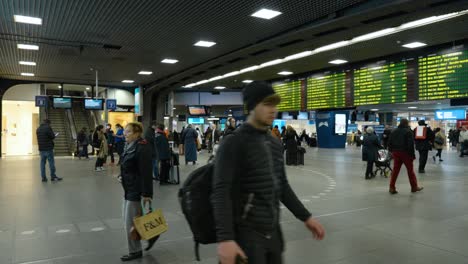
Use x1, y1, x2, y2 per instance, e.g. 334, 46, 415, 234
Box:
133, 201, 168, 240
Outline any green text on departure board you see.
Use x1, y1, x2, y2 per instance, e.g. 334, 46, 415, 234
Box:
419, 50, 468, 100
307, 73, 346, 109
353, 62, 407, 105
273, 80, 302, 111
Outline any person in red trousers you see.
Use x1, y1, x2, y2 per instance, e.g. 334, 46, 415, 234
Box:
387, 119, 424, 194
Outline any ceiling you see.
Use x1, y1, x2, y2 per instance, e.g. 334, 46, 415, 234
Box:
0, 0, 467, 94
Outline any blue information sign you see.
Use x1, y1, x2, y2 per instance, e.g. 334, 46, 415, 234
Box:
106, 99, 117, 110
35, 96, 48, 107
434, 109, 466, 120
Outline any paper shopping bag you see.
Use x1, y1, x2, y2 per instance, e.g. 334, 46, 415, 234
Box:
133, 209, 168, 240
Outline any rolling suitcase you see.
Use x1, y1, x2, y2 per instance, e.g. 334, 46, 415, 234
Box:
310, 138, 317, 147
169, 152, 180, 184
297, 147, 305, 165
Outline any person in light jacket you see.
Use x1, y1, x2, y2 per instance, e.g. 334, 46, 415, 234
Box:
94, 125, 108, 172
432, 128, 446, 162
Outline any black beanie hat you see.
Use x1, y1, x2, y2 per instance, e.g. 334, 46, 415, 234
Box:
242, 81, 280, 112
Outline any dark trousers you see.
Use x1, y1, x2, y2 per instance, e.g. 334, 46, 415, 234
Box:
108, 145, 115, 163
159, 159, 170, 183
237, 227, 283, 264
79, 145, 89, 158
390, 151, 418, 191
366, 160, 374, 177
95, 157, 105, 168
115, 141, 124, 163
418, 150, 429, 172
461, 143, 466, 157
40, 150, 57, 179
435, 149, 443, 159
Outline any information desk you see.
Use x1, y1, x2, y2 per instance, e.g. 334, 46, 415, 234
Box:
353, 62, 407, 105
419, 50, 468, 100
307, 73, 346, 109
273, 80, 302, 111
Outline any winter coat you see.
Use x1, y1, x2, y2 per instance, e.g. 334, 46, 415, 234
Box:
362, 133, 381, 162
155, 131, 170, 160
414, 126, 435, 151
36, 123, 55, 151
434, 131, 446, 150
144, 127, 156, 158
388, 125, 416, 158
97, 131, 108, 158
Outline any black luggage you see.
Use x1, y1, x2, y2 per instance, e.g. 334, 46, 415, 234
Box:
169, 151, 180, 184
310, 138, 317, 147
297, 147, 306, 165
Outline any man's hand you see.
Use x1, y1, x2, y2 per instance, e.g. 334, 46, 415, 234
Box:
305, 217, 325, 240
218, 241, 247, 264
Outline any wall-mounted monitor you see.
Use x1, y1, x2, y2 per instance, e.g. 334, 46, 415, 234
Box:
84, 99, 104, 110
187, 105, 208, 116
188, 117, 205, 124
281, 112, 294, 120
434, 109, 466, 120
334, 114, 347, 134
297, 111, 309, 120
53, 97, 72, 109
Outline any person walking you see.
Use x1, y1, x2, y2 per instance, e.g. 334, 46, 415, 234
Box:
119, 122, 158, 261
144, 122, 158, 179
77, 127, 89, 159
36, 119, 63, 182
432, 128, 446, 162
459, 126, 468, 157
223, 117, 236, 138
114, 124, 125, 165
414, 120, 434, 173
106, 124, 116, 164
212, 81, 325, 264
181, 124, 198, 165
388, 119, 423, 194
155, 124, 170, 185
94, 125, 108, 172
382, 125, 392, 149
285, 125, 299, 165
362, 127, 381, 180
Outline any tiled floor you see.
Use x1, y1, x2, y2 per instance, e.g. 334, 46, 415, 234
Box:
1, 146, 467, 263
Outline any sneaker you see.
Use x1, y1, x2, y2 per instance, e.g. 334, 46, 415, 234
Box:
100, 167, 106, 171
41, 178, 48, 182
95, 167, 102, 172
51, 177, 63, 181
439, 159, 444, 162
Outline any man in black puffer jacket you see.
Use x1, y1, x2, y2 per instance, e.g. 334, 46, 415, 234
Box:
36, 119, 62, 182
212, 82, 325, 264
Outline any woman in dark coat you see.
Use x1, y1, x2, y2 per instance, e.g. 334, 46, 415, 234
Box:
363, 127, 381, 179
182, 124, 198, 165
119, 122, 157, 261
285, 125, 299, 165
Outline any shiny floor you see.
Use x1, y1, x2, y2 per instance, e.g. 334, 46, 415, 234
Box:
0, 146, 468, 264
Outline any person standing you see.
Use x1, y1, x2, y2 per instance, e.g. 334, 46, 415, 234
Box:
388, 119, 423, 194
155, 124, 170, 185
144, 122, 158, 179
36, 119, 63, 182
414, 120, 434, 173
173, 129, 180, 148
363, 127, 381, 180
223, 117, 236, 138
182, 124, 198, 165
382, 125, 392, 149
432, 128, 446, 162
459, 126, 468, 157
89, 129, 95, 156
114, 124, 125, 165
271, 125, 281, 140
119, 122, 158, 261
77, 127, 89, 159
285, 126, 299, 166
213, 82, 325, 264
205, 126, 213, 153
106, 124, 116, 164
196, 127, 203, 152
94, 125, 108, 172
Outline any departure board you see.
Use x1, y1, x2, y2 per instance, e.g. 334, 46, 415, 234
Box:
273, 80, 302, 111
307, 73, 346, 109
353, 62, 407, 105
419, 50, 468, 100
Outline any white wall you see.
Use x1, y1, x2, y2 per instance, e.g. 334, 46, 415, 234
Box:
3, 84, 41, 101
107, 88, 134, 106
174, 92, 242, 105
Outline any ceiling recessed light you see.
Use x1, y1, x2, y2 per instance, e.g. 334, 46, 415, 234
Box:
194, 41, 217, 47
278, 71, 293, 76
21, 72, 34, 76
408, 106, 418, 109
58, 85, 62, 89
329, 59, 348, 65
214, 86, 226, 90
251, 8, 282, 20
138, 71, 153, 75
243, 80, 253, 83
161, 59, 178, 64
17, 44, 39, 50
86, 87, 91, 90
14, 15, 42, 25
19, 61, 36, 66
402, 42, 427, 49
122, 80, 134, 83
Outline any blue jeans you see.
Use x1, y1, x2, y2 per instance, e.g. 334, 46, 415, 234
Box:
40, 150, 57, 179
152, 159, 159, 179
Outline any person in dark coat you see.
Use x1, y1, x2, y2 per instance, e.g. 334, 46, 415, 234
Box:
106, 124, 116, 164
173, 130, 180, 147
114, 124, 125, 165
414, 120, 434, 173
362, 127, 381, 179
285, 125, 299, 165
144, 122, 158, 179
155, 124, 171, 185
382, 125, 392, 149
77, 127, 89, 159
36, 119, 62, 182
119, 122, 157, 261
182, 124, 198, 165
223, 117, 236, 138
388, 119, 423, 194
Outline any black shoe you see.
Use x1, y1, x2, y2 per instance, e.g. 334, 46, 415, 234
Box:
145, 235, 160, 251
51, 177, 63, 181
120, 251, 143, 261
389, 189, 398, 195
439, 159, 443, 162
41, 178, 48, 182
418, 170, 425, 174
411, 187, 424, 193
432, 156, 436, 162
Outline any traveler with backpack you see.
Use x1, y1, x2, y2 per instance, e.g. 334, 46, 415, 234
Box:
432, 128, 446, 162
77, 127, 89, 159
93, 125, 108, 172
414, 120, 434, 173
212, 82, 325, 264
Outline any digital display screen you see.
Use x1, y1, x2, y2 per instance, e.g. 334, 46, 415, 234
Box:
419, 50, 468, 100
84, 99, 103, 110
353, 62, 407, 105
53, 97, 72, 109
273, 80, 302, 111
434, 109, 466, 120
188, 117, 205, 124
281, 112, 294, 120
307, 73, 346, 109
334, 114, 346, 134
188, 106, 207, 116
297, 111, 309, 120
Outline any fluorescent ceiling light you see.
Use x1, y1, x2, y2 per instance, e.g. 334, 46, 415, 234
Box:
278, 71, 293, 76
86, 87, 91, 90
58, 85, 62, 89
17, 44, 39, 50
161, 59, 178, 64
314, 41, 350, 53
371, 109, 379, 111
209, 76, 223, 81
240, 66, 259, 73
194, 40, 216, 47
243, 80, 253, 83
400, 14, 456, 29
223, 71, 241, 77
183, 83, 196, 88
402, 42, 427, 49
260, 59, 284, 67
21, 72, 34, 76
353, 28, 397, 42
14, 15, 42, 25
214, 86, 226, 90
138, 71, 153, 75
284, 51, 313, 61
19, 61, 36, 66
196, 80, 210, 85
408, 106, 418, 109
122, 80, 134, 83
329, 59, 348, 65
251, 8, 282, 20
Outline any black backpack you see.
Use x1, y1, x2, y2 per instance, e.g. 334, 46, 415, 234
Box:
92, 131, 101, 148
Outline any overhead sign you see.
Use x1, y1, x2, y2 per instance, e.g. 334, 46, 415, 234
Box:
35, 96, 48, 107
106, 99, 117, 110
434, 109, 466, 120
